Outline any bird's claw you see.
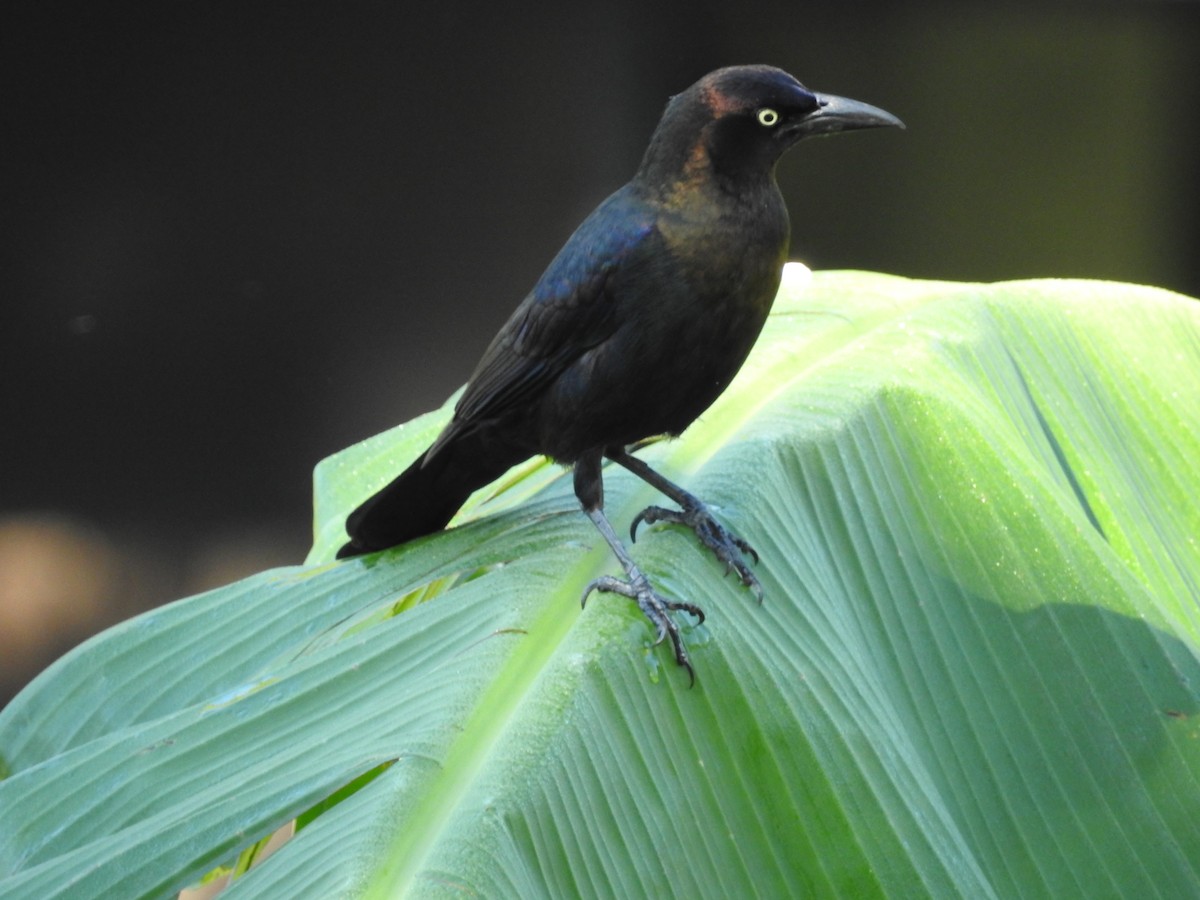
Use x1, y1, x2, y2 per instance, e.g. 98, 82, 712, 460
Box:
582, 573, 703, 685
630, 503, 763, 602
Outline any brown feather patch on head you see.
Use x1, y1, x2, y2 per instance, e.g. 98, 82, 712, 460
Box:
701, 80, 743, 118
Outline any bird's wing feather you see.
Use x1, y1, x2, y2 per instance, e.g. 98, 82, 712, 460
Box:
447, 190, 656, 431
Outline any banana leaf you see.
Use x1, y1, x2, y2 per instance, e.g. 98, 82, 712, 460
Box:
2, 267, 1198, 898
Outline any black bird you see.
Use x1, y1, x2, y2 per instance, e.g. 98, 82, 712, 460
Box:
338, 65, 902, 679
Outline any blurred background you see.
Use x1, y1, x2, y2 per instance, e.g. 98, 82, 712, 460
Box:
3, 1, 1198, 704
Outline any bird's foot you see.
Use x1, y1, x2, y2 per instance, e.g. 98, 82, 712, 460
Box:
631, 501, 763, 601
582, 571, 705, 685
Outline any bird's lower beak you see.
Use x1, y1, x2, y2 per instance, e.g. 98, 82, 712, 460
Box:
793, 93, 905, 137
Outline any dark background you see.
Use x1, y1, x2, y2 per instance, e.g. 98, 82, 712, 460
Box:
3, 1, 1198, 703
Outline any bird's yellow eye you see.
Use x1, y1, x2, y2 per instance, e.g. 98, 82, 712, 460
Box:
756, 108, 779, 127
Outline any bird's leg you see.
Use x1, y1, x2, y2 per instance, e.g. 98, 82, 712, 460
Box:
607, 447, 763, 601
574, 451, 702, 683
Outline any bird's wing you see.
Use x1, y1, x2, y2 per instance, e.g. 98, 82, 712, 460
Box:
445, 191, 657, 434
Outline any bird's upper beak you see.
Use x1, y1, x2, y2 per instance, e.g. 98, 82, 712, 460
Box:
791, 92, 905, 137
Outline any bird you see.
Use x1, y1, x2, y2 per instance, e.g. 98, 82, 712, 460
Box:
337, 64, 902, 681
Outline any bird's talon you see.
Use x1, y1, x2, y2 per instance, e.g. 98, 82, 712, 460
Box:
584, 561, 702, 681
582, 574, 632, 608
738, 540, 761, 565
663, 625, 695, 687
630, 497, 762, 603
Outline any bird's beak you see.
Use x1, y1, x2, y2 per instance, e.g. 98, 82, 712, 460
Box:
792, 93, 905, 137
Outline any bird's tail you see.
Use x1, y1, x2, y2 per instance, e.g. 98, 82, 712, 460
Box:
336, 428, 530, 559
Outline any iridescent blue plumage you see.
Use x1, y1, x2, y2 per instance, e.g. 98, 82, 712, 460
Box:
442, 185, 657, 440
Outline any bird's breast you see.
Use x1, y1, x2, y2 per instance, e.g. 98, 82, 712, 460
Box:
656, 189, 789, 325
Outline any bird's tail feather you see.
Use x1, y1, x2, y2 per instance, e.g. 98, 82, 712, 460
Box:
337, 430, 530, 558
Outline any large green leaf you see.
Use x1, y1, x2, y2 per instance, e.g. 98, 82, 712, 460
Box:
2, 268, 1199, 898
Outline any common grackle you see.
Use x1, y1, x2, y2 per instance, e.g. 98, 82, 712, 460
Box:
338, 65, 902, 681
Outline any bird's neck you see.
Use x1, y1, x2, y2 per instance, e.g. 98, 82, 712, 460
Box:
634, 129, 782, 214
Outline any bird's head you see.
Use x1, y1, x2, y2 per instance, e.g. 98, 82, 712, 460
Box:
637, 65, 903, 192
